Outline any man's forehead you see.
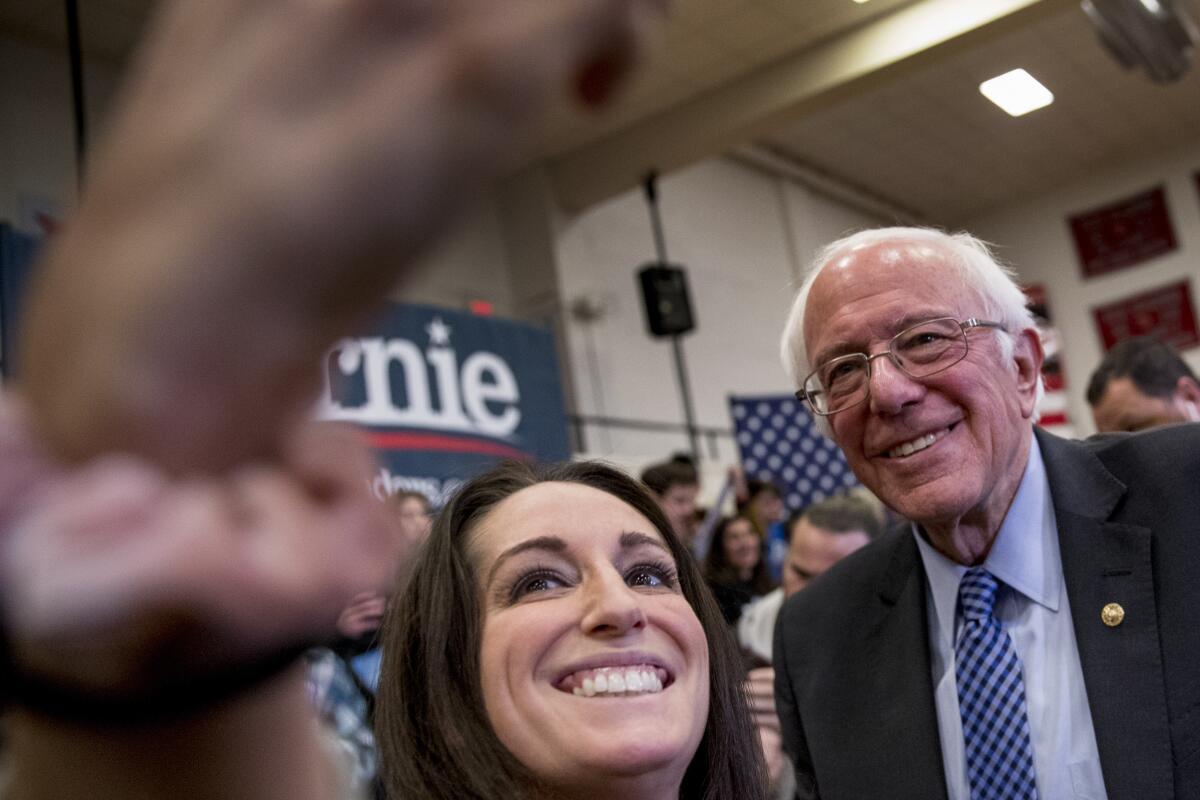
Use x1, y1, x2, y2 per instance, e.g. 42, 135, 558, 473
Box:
811, 239, 957, 301
829, 237, 947, 266
1092, 376, 1177, 431
790, 519, 868, 558
803, 242, 971, 351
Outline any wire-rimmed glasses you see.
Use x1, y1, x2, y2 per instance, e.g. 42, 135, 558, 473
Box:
795, 317, 1006, 416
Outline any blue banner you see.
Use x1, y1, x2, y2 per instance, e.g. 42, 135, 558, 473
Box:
0, 223, 41, 378
319, 303, 571, 505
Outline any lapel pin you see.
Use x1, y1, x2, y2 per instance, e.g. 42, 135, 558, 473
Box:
1101, 603, 1125, 627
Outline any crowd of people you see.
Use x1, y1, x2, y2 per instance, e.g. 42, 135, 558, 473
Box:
2, 1, 1199, 799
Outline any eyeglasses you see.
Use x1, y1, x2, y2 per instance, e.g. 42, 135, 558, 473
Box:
795, 317, 1006, 416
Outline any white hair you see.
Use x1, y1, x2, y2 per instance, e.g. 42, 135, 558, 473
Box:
780, 227, 1043, 431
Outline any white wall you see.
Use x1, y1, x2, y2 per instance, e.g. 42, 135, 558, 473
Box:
966, 140, 1200, 436
387, 196, 515, 317
554, 157, 880, 469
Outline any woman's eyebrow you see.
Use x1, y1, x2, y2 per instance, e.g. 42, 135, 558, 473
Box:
620, 531, 671, 554
485, 535, 567, 588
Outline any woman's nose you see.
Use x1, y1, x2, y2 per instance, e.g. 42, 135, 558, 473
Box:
579, 569, 647, 637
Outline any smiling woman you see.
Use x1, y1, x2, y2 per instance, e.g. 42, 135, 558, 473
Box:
376, 461, 766, 800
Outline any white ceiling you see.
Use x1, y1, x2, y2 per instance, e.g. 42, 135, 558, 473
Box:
3, 0, 1199, 225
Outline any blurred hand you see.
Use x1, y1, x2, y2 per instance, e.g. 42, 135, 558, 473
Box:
746, 666, 785, 786
22, 0, 667, 473
0, 394, 60, 537
746, 665, 778, 730
1, 422, 394, 695
336, 592, 387, 639
729, 464, 749, 505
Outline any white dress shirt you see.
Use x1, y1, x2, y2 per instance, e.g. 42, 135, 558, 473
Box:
914, 433, 1109, 800
738, 586, 784, 664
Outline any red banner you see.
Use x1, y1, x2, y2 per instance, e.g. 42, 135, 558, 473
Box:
1093, 281, 1199, 352
1068, 186, 1177, 278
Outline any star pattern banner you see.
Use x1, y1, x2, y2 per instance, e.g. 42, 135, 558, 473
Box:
729, 394, 859, 513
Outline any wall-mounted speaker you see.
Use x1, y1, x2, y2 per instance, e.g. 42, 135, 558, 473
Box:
637, 262, 695, 337
1083, 0, 1199, 83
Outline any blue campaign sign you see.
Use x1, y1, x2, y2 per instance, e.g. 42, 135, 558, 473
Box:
318, 303, 571, 505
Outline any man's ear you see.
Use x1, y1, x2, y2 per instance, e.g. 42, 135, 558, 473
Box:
1174, 376, 1200, 421
1012, 327, 1044, 419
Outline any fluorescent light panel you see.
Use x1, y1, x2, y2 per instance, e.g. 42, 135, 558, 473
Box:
979, 68, 1054, 116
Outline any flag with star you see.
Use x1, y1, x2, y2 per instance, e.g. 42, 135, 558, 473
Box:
728, 394, 860, 512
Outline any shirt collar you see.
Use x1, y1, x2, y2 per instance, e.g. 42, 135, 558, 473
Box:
913, 432, 1061, 646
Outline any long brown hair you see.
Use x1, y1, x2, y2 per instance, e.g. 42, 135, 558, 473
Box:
704, 514, 775, 596
375, 460, 767, 800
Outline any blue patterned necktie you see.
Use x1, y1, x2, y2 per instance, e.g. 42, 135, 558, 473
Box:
955, 567, 1039, 800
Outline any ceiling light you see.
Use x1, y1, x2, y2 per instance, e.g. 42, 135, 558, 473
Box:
978, 69, 1054, 116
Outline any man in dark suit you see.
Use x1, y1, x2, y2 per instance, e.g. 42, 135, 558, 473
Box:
774, 227, 1200, 799
1086, 336, 1200, 433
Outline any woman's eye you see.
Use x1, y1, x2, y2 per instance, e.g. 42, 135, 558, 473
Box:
513, 571, 566, 598
626, 563, 677, 589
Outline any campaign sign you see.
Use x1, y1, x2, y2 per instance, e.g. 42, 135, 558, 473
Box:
318, 303, 571, 505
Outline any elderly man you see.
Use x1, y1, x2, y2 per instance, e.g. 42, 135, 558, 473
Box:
774, 227, 1200, 800
1086, 336, 1200, 433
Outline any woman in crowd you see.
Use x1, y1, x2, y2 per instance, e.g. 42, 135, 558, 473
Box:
741, 480, 785, 539
377, 460, 767, 800
740, 480, 788, 581
702, 515, 775, 625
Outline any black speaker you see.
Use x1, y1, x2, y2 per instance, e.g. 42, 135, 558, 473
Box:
1083, 0, 1199, 83
637, 262, 695, 337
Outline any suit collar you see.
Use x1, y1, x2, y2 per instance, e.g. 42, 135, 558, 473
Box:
1035, 427, 1173, 800
863, 531, 950, 800
877, 522, 923, 606
1034, 427, 1125, 519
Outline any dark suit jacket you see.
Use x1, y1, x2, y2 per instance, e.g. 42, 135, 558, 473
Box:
773, 424, 1200, 799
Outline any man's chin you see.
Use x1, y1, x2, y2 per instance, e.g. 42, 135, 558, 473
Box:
879, 480, 975, 528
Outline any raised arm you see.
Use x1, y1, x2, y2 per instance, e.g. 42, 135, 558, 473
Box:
19, 0, 663, 473
4, 1, 663, 797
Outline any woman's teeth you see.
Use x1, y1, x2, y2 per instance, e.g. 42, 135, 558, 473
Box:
569, 666, 665, 697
